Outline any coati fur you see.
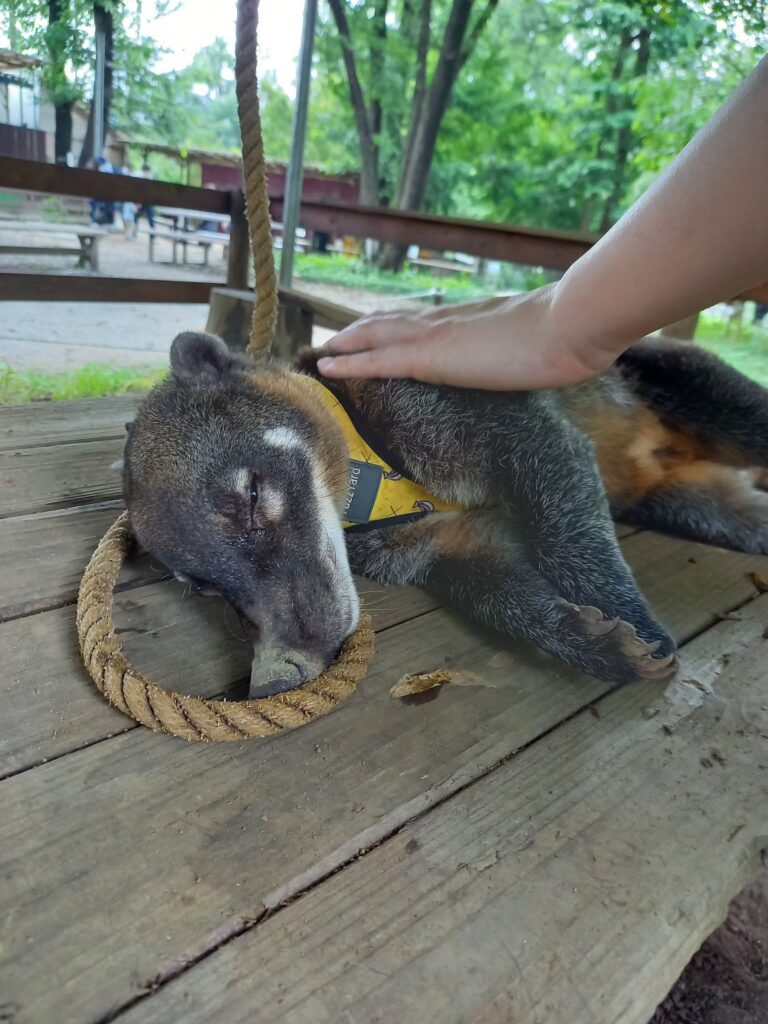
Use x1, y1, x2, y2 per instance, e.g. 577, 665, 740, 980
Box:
122, 332, 768, 696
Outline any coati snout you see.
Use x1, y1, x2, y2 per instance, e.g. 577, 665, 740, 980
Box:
122, 332, 359, 697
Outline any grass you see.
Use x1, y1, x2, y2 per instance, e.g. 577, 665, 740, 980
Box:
694, 312, 768, 387
0, 363, 167, 406
294, 252, 494, 301
0, 296, 765, 407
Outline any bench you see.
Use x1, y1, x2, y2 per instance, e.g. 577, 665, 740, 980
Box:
147, 227, 229, 266
0, 218, 104, 271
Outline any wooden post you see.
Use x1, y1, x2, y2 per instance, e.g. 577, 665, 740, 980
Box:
274, 296, 314, 360
226, 188, 250, 291
205, 287, 254, 351
206, 288, 315, 356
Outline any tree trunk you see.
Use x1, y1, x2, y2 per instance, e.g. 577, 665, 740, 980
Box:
327, 0, 380, 205
47, 0, 73, 165
54, 100, 74, 164
598, 26, 651, 233
79, 1, 115, 167
580, 26, 633, 232
378, 0, 498, 270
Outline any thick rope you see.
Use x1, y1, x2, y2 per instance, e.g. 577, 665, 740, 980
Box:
236, 0, 278, 355
77, 514, 374, 742
75, 0, 377, 740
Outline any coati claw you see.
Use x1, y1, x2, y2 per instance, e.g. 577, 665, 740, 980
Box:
563, 602, 678, 685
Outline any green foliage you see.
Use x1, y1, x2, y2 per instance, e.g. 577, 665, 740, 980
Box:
696, 313, 768, 386
0, 363, 166, 405
294, 252, 490, 300
428, 0, 763, 231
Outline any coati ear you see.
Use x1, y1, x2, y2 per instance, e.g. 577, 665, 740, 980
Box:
170, 332, 234, 382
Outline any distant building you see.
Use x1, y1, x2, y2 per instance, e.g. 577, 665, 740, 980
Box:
0, 49, 118, 165
111, 138, 361, 204
0, 50, 45, 160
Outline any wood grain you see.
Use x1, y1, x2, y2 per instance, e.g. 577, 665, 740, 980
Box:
0, 572, 437, 776
119, 596, 768, 1024
0, 529, 759, 775
0, 395, 140, 450
0, 438, 125, 517
0, 534, 765, 1024
0, 503, 155, 620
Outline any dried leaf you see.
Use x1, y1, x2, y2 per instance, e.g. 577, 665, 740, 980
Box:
390, 668, 484, 700
749, 571, 768, 593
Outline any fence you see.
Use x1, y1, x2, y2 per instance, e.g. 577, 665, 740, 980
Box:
0, 156, 766, 310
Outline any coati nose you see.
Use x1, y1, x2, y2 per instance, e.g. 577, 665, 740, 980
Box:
249, 668, 301, 699
248, 647, 330, 699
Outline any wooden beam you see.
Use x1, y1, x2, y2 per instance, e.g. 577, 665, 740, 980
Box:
271, 197, 597, 270
736, 282, 768, 304
0, 273, 216, 303
278, 285, 359, 330
0, 156, 230, 213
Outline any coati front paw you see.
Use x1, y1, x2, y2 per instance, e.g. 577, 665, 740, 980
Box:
561, 602, 678, 685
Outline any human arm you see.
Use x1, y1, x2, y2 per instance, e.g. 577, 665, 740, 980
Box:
318, 57, 768, 390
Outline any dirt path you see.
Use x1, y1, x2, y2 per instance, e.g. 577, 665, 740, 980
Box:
0, 229, 422, 370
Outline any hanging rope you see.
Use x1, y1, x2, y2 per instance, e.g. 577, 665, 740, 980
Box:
236, 0, 278, 354
75, 0, 376, 741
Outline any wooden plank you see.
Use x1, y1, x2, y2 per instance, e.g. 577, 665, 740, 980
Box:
737, 281, 768, 303
0, 528, 759, 772
0, 582, 250, 777
279, 285, 359, 331
271, 197, 597, 271
0, 575, 437, 776
0, 156, 231, 213
0, 273, 217, 304
0, 503, 159, 621
124, 596, 768, 1024
0, 535, 765, 1024
0, 245, 84, 257
0, 395, 140, 451
0, 438, 124, 517
0, 220, 104, 238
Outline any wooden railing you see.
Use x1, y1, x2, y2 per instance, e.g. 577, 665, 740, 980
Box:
0, 156, 766, 308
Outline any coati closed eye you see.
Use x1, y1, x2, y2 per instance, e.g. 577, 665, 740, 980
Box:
122, 331, 768, 697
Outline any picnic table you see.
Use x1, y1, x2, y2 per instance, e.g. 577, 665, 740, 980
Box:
0, 394, 767, 1024
148, 206, 231, 265
0, 219, 104, 270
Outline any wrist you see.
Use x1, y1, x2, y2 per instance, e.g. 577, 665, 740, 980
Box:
545, 276, 633, 379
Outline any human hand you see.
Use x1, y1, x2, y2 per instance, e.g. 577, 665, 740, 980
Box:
316, 285, 620, 391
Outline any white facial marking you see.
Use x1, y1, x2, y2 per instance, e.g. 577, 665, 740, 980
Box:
234, 467, 250, 493
263, 427, 303, 449
312, 465, 360, 635
260, 483, 285, 520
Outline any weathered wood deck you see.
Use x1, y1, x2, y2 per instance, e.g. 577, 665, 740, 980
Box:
1, 396, 766, 1024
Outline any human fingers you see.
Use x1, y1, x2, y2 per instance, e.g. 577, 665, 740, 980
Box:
322, 313, 433, 355
317, 341, 431, 381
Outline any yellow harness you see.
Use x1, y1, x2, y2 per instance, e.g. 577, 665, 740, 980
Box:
309, 378, 460, 530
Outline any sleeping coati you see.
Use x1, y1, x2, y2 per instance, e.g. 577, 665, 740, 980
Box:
122, 331, 768, 697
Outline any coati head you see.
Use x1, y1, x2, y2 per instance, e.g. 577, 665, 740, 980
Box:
123, 331, 359, 698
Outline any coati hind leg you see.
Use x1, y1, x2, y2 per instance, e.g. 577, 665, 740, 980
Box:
365, 382, 676, 659
618, 339, 768, 467
621, 463, 768, 555
346, 511, 676, 685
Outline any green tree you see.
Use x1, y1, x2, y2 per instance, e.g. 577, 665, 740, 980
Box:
425, 0, 762, 232
319, 0, 501, 267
